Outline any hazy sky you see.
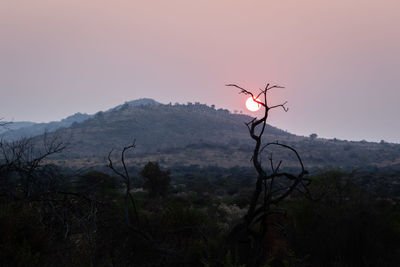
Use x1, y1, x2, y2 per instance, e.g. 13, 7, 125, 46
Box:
1, 0, 399, 143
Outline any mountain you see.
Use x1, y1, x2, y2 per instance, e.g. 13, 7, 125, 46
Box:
25, 101, 399, 171
3, 99, 400, 170
46, 102, 290, 160
1, 98, 161, 141
1, 112, 92, 141
0, 121, 37, 134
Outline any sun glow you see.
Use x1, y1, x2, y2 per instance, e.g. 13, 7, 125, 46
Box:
245, 97, 261, 112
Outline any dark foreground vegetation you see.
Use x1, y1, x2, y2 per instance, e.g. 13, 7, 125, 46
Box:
0, 155, 399, 266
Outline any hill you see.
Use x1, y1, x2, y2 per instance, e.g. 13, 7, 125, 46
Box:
0, 121, 37, 134
0, 98, 161, 141
1, 113, 91, 141
45, 102, 289, 161
20, 100, 398, 171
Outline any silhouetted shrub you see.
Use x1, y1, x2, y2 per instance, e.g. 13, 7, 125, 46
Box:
140, 162, 171, 198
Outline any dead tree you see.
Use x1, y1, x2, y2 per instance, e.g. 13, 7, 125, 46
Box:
0, 125, 106, 265
226, 83, 310, 266
107, 141, 178, 255
0, 133, 97, 238
107, 140, 139, 226
0, 133, 67, 202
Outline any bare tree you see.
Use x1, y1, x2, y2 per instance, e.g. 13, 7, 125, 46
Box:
0, 133, 67, 201
226, 83, 310, 266
107, 140, 139, 226
0, 122, 115, 265
107, 141, 178, 255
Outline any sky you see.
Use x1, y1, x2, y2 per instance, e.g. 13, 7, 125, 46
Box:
0, 0, 399, 143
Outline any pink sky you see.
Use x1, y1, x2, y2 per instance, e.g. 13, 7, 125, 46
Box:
1, 0, 399, 142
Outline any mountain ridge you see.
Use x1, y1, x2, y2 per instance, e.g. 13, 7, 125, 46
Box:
2, 99, 400, 170
0, 98, 162, 141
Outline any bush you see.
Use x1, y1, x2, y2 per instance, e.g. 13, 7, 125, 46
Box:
140, 162, 171, 198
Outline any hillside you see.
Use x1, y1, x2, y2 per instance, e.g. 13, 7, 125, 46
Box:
22, 100, 399, 171
44, 102, 289, 160
2, 113, 91, 141
0, 98, 161, 141
0, 121, 37, 134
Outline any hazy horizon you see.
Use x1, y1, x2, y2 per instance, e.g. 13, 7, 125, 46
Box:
1, 1, 399, 143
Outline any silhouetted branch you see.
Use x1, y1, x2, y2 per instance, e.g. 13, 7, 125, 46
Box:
269, 102, 289, 112
107, 140, 139, 224
227, 83, 309, 266
107, 141, 181, 255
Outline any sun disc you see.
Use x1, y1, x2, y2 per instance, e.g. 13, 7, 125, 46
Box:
245, 97, 261, 112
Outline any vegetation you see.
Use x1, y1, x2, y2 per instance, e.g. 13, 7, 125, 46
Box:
0, 158, 398, 266
140, 161, 171, 198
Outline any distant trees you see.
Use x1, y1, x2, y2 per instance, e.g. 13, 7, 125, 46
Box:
76, 170, 118, 199
310, 133, 318, 139
140, 161, 171, 198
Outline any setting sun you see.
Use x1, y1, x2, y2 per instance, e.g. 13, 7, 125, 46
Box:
245, 97, 261, 112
